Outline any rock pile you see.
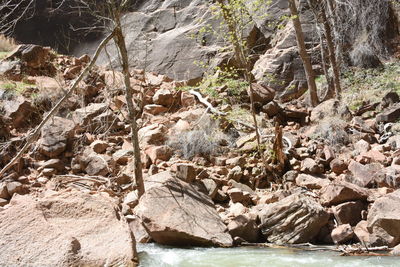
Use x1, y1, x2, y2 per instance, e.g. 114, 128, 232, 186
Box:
2, 44, 400, 265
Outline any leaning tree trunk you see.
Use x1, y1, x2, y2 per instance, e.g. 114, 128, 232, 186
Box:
216, 0, 263, 154
288, 0, 319, 107
320, 4, 341, 98
0, 32, 115, 179
112, 10, 145, 198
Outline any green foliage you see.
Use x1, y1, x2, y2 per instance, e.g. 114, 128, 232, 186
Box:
0, 81, 31, 94
0, 51, 9, 60
209, 0, 272, 61
262, 72, 285, 88
342, 62, 400, 111
226, 106, 249, 122
180, 65, 249, 104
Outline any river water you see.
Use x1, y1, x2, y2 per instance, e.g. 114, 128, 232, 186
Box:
138, 244, 398, 267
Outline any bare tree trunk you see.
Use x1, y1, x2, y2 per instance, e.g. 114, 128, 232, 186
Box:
112, 9, 145, 198
317, 25, 335, 99
288, 0, 319, 107
320, 5, 341, 98
216, 0, 262, 154
325, 0, 342, 70
309, 0, 334, 100
0, 31, 114, 179
272, 122, 286, 171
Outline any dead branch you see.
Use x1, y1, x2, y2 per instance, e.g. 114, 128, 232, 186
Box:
0, 31, 115, 179
189, 89, 292, 153
111, 1, 145, 198
272, 122, 286, 169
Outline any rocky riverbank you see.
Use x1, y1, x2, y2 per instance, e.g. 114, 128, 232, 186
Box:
1, 44, 400, 266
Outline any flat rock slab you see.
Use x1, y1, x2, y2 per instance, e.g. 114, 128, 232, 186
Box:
0, 190, 137, 266
135, 171, 233, 247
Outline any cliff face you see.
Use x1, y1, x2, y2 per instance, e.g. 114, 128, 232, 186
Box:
7, 0, 400, 98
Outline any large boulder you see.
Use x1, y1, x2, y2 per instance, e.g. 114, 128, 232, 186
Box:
347, 161, 385, 188
331, 224, 355, 244
2, 96, 38, 129
138, 123, 167, 146
376, 103, 400, 124
0, 190, 137, 266
38, 116, 76, 158
295, 174, 329, 189
319, 182, 369, 206
248, 83, 275, 105
227, 214, 260, 243
367, 190, 400, 247
134, 171, 233, 247
88, 0, 278, 83
252, 1, 318, 101
332, 201, 367, 226
310, 99, 351, 123
75, 147, 114, 176
259, 193, 329, 244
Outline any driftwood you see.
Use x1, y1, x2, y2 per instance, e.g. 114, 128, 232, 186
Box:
52, 174, 114, 192
241, 242, 393, 256
53, 174, 111, 184
339, 245, 391, 256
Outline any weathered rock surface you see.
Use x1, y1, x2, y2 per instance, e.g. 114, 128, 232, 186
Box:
252, 1, 318, 101
320, 182, 368, 206
78, 148, 113, 176
348, 161, 384, 187
259, 193, 329, 244
331, 224, 355, 244
367, 190, 400, 247
138, 123, 166, 146
134, 171, 233, 247
332, 201, 367, 226
2, 96, 38, 129
0, 190, 137, 266
296, 174, 329, 189
376, 103, 400, 124
72, 103, 120, 133
38, 116, 75, 158
227, 214, 260, 243
248, 83, 275, 105
310, 99, 351, 123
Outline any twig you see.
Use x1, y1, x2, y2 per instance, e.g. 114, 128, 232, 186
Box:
53, 174, 110, 183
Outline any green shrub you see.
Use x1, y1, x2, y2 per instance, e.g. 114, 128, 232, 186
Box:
342, 62, 400, 111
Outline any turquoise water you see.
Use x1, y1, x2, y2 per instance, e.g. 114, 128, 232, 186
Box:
138, 244, 398, 267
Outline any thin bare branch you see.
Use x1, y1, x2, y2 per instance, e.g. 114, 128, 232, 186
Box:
0, 30, 115, 179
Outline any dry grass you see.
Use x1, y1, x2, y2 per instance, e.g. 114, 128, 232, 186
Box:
0, 34, 17, 52
0, 34, 17, 60
168, 116, 233, 159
